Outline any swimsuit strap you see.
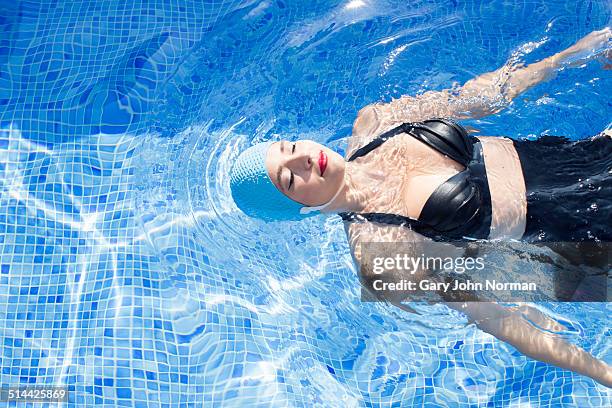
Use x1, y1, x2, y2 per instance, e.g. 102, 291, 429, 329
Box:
347, 122, 414, 162
338, 211, 456, 242
347, 118, 473, 166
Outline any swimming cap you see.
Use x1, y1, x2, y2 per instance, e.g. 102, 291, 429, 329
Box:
229, 141, 314, 222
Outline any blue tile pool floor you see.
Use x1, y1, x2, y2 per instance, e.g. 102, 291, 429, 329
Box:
0, 0, 611, 406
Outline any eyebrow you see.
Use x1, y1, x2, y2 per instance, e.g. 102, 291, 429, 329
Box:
276, 142, 285, 190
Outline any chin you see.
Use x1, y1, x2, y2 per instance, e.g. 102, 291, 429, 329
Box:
326, 152, 345, 171
329, 162, 345, 183
326, 148, 344, 161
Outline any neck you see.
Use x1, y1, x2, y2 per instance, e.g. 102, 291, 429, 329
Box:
320, 161, 381, 214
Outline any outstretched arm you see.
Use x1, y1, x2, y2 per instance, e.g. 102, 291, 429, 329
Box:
346, 223, 612, 387
362, 28, 611, 125
446, 302, 612, 387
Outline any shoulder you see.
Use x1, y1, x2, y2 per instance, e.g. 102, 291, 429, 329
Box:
352, 104, 381, 135
346, 105, 381, 158
347, 104, 389, 159
347, 94, 436, 157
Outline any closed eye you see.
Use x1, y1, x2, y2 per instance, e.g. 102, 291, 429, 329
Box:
287, 144, 295, 189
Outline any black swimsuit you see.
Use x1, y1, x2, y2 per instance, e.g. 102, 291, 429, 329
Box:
340, 118, 612, 246
339, 118, 493, 242
512, 134, 612, 243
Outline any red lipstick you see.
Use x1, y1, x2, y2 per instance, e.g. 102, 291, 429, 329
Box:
318, 150, 327, 177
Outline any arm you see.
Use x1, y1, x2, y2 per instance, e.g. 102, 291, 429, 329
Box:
346, 221, 612, 387
345, 220, 465, 304
346, 220, 418, 304
361, 28, 612, 125
446, 302, 612, 387
347, 219, 434, 304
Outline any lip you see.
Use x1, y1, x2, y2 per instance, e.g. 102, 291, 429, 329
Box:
318, 150, 327, 177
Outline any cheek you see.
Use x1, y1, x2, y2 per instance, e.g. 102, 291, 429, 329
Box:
301, 182, 319, 200
294, 179, 326, 206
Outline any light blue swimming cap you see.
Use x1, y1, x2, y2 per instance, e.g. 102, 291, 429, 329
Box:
229, 141, 313, 222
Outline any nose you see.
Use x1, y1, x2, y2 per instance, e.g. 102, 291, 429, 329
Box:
285, 151, 314, 173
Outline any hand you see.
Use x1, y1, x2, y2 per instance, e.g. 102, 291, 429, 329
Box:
510, 304, 567, 332
554, 27, 612, 68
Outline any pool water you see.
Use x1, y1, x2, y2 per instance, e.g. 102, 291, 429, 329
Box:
0, 0, 611, 406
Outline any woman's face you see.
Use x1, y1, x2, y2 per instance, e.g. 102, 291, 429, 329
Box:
265, 140, 345, 207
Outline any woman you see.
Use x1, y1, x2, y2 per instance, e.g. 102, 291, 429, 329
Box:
229, 28, 612, 386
